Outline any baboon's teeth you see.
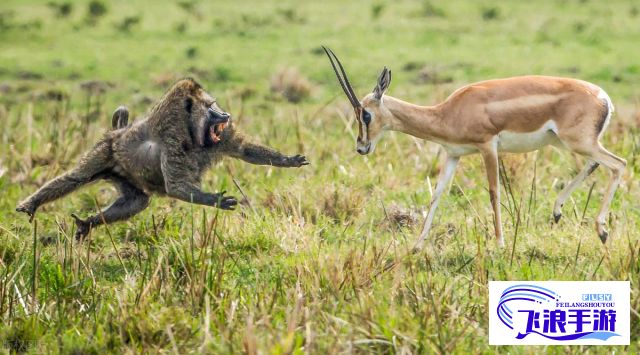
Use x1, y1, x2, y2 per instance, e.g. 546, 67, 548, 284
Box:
210, 126, 220, 143
210, 122, 227, 143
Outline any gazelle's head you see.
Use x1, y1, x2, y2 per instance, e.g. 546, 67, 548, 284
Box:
323, 46, 392, 155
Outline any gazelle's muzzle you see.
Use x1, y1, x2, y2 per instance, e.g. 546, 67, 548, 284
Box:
356, 142, 371, 155
356, 137, 371, 155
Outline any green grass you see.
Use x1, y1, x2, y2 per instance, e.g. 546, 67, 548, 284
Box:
0, 0, 639, 353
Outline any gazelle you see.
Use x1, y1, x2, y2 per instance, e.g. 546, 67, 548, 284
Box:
322, 46, 626, 249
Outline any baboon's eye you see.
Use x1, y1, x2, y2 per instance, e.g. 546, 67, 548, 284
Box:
362, 110, 371, 125
210, 101, 221, 111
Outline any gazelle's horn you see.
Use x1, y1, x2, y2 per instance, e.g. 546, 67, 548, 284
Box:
322, 46, 361, 110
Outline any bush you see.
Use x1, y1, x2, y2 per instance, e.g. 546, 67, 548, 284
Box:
47, 2, 73, 18
269, 67, 312, 103
481, 6, 500, 21
88, 0, 107, 18
86, 0, 107, 25
371, 3, 386, 19
116, 15, 141, 33
185, 46, 198, 59
422, 1, 446, 17
213, 66, 232, 82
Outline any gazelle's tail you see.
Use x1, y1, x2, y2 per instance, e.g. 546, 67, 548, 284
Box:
596, 89, 614, 139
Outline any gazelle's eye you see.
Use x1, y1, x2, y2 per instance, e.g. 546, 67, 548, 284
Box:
362, 110, 371, 125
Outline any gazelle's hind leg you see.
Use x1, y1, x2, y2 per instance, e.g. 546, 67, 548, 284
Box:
589, 144, 626, 243
553, 161, 599, 223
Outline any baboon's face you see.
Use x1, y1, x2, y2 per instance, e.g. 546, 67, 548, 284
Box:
205, 100, 230, 144
192, 90, 231, 147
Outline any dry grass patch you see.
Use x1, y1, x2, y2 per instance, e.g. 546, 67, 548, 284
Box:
269, 67, 312, 103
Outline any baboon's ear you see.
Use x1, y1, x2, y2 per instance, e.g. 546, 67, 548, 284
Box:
185, 97, 193, 113
373, 66, 391, 100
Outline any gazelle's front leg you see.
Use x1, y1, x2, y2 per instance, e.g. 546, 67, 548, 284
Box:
479, 143, 504, 247
413, 154, 459, 251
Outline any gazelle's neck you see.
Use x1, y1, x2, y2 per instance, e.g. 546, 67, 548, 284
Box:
383, 96, 442, 140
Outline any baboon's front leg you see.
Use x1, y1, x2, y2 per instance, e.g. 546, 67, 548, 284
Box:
164, 183, 237, 210
16, 140, 113, 221
161, 152, 238, 210
72, 178, 149, 240
233, 142, 309, 167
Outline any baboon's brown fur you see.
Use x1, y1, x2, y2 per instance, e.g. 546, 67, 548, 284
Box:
16, 78, 309, 239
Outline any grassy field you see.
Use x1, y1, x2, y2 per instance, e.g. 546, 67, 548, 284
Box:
1, 0, 639, 353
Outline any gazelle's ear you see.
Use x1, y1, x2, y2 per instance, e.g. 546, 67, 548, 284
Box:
373, 66, 391, 100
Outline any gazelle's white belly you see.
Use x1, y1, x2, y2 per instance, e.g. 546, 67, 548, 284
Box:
497, 120, 560, 153
439, 120, 561, 156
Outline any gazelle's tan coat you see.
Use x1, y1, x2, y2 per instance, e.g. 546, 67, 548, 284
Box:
323, 47, 625, 249
381, 76, 605, 146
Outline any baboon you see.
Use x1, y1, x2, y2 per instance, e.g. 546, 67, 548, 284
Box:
16, 78, 309, 239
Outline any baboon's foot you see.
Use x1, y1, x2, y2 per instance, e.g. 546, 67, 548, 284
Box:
71, 214, 93, 241
16, 201, 36, 222
596, 222, 608, 244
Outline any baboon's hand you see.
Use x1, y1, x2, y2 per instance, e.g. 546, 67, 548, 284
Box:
16, 202, 36, 222
285, 154, 310, 168
213, 191, 238, 210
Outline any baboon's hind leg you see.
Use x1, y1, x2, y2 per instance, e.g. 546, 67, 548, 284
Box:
72, 178, 149, 241
16, 139, 113, 221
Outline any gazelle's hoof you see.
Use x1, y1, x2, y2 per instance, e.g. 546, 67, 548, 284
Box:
411, 237, 427, 254
595, 221, 608, 244
598, 230, 608, 244
553, 212, 562, 224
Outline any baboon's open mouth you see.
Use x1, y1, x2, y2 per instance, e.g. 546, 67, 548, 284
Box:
210, 122, 227, 143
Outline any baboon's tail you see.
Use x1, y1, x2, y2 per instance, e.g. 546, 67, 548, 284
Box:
111, 106, 129, 130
